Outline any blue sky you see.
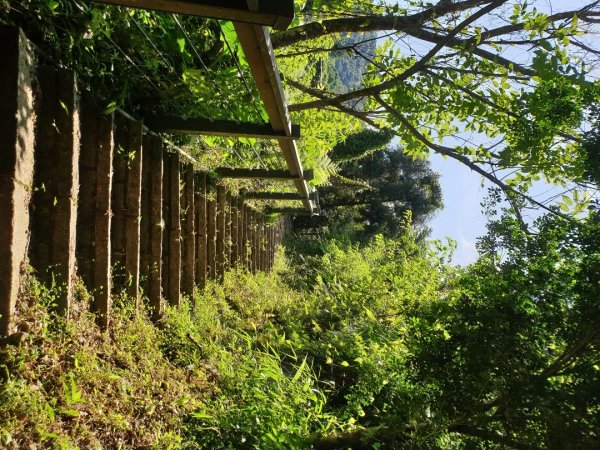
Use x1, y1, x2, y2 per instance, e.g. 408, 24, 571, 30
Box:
428, 154, 489, 266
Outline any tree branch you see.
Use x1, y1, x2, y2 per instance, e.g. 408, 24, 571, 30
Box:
288, 0, 509, 112
272, 0, 495, 49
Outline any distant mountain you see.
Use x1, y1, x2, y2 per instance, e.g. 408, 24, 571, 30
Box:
330, 32, 377, 93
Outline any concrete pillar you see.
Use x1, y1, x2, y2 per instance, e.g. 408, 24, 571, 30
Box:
78, 94, 114, 329
216, 185, 226, 281
30, 66, 79, 317
181, 164, 195, 298
0, 27, 36, 336
111, 114, 142, 305
162, 152, 181, 307
195, 173, 207, 289
207, 194, 217, 280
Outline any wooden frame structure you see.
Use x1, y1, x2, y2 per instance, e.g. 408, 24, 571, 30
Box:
91, 0, 294, 30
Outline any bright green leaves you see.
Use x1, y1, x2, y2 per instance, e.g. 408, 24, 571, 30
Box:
503, 77, 599, 183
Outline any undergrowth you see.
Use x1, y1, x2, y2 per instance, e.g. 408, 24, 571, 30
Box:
0, 253, 333, 449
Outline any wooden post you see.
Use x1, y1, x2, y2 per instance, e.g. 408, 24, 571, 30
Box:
78, 95, 114, 329
216, 185, 226, 280
181, 164, 195, 298
30, 66, 79, 318
0, 27, 36, 336
140, 134, 163, 320
111, 114, 143, 305
207, 194, 217, 280
195, 172, 207, 289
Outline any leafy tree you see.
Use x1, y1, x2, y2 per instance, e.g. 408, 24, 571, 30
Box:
320, 144, 443, 240
284, 208, 600, 449
277, 0, 600, 216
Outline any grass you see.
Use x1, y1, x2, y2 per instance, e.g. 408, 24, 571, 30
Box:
0, 253, 328, 449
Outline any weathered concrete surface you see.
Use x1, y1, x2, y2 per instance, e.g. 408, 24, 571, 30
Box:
216, 185, 226, 281
78, 95, 114, 329
181, 164, 195, 298
112, 115, 143, 305
195, 173, 207, 289
149, 136, 164, 320
207, 195, 216, 280
162, 152, 181, 307
31, 66, 80, 318
0, 27, 36, 336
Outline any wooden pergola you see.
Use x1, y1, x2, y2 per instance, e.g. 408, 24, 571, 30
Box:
92, 0, 318, 214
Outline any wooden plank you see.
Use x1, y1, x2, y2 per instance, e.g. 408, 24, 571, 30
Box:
265, 207, 314, 215
195, 173, 207, 288
216, 185, 226, 280
216, 167, 314, 181
181, 164, 195, 298
244, 191, 317, 200
0, 27, 36, 336
146, 115, 300, 140
31, 66, 79, 318
91, 0, 294, 30
234, 22, 313, 212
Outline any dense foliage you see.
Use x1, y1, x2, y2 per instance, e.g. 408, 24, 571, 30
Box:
2, 210, 598, 448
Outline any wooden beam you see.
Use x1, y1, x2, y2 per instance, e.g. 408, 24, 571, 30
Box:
243, 191, 317, 201
216, 167, 314, 181
145, 115, 300, 140
90, 0, 294, 30
265, 207, 315, 216
234, 22, 313, 212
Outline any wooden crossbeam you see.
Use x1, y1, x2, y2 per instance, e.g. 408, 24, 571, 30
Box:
265, 207, 315, 216
243, 191, 317, 200
90, 0, 294, 30
216, 167, 314, 181
145, 115, 300, 140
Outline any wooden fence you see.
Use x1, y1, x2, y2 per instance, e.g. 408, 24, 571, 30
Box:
0, 26, 286, 336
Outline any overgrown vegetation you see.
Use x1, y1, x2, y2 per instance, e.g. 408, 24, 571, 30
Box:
2, 207, 598, 448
